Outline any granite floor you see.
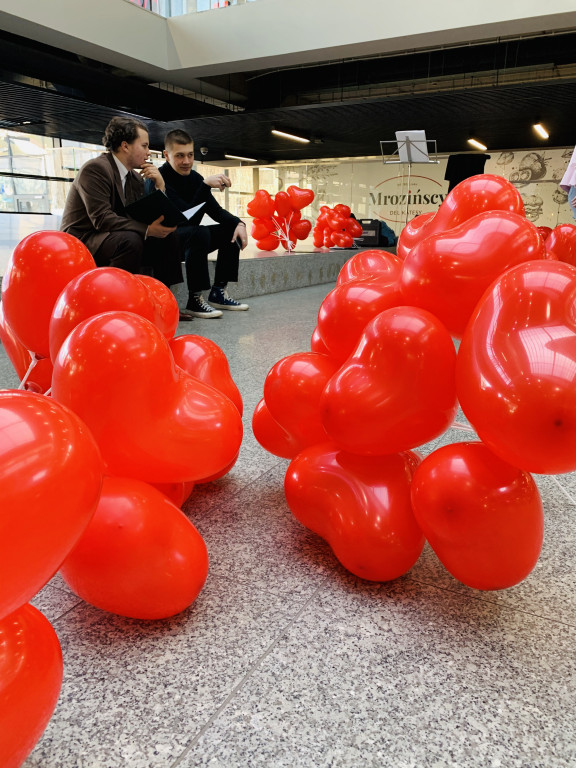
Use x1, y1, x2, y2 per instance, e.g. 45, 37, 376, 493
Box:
1, 283, 575, 768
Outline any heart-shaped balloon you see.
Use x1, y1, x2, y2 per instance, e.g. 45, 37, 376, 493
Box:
52, 311, 243, 482
317, 273, 404, 363
1, 230, 96, 358
312, 227, 325, 248
247, 189, 275, 219
256, 234, 281, 251
264, 351, 340, 449
397, 212, 436, 260
252, 398, 303, 459
400, 211, 546, 338
49, 267, 158, 361
326, 212, 346, 231
344, 218, 363, 238
397, 175, 525, 260
545, 223, 576, 267
0, 604, 63, 768
150, 480, 195, 507
411, 442, 543, 589
287, 185, 315, 210
251, 217, 277, 240
169, 334, 243, 415
334, 203, 351, 218
337, 249, 403, 286
331, 232, 354, 248
0, 304, 53, 393
136, 275, 179, 339
60, 477, 208, 619
291, 219, 312, 240
321, 306, 458, 455
274, 191, 294, 218
457, 260, 576, 473
0, 390, 103, 620
285, 443, 424, 581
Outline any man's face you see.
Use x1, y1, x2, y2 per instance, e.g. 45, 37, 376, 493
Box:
164, 143, 194, 176
123, 128, 150, 170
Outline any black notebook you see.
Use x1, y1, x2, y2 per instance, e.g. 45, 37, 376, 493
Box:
125, 190, 205, 228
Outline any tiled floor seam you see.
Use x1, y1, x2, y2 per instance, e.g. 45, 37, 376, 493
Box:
406, 574, 576, 629
168, 583, 327, 768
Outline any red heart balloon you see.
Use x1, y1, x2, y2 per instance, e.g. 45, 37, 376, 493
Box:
150, 480, 195, 507
0, 304, 53, 393
52, 312, 243, 482
246, 189, 275, 219
274, 191, 294, 218
337, 249, 403, 286
251, 217, 277, 240
0, 604, 63, 768
317, 273, 404, 363
411, 442, 543, 589
312, 228, 325, 248
264, 351, 340, 449
252, 398, 303, 459
321, 306, 458, 455
326, 212, 346, 231
334, 203, 351, 218
545, 223, 576, 267
331, 232, 354, 248
169, 334, 243, 415
0, 390, 103, 620
398, 175, 525, 260
397, 211, 436, 260
291, 219, 311, 240
287, 185, 315, 210
256, 234, 280, 251
344, 218, 363, 238
136, 275, 179, 339
457, 260, 576, 473
1, 231, 96, 358
49, 267, 158, 361
285, 443, 424, 581
400, 211, 546, 338
60, 477, 208, 619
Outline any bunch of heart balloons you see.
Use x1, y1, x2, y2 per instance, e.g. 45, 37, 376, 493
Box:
0, 231, 243, 765
247, 185, 314, 251
312, 203, 363, 249
253, 173, 576, 594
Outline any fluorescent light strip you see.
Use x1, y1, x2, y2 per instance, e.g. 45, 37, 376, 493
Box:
467, 138, 487, 151
533, 123, 549, 139
271, 129, 310, 144
224, 154, 258, 162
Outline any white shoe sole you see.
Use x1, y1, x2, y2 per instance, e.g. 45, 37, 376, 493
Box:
188, 310, 223, 318
209, 302, 249, 311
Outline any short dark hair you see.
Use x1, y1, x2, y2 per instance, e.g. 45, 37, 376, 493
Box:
165, 129, 194, 150
103, 117, 148, 151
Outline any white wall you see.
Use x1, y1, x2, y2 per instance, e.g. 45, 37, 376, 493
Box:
0, 0, 575, 82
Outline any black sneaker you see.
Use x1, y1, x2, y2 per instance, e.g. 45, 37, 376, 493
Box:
186, 294, 223, 319
208, 286, 249, 311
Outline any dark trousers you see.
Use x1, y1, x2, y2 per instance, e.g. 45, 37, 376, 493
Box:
176, 222, 240, 295
94, 231, 183, 287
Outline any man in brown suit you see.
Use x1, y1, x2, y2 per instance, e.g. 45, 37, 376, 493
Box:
60, 116, 182, 287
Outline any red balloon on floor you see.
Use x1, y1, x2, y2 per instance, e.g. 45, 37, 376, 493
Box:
411, 441, 543, 590
0, 390, 103, 620
60, 476, 209, 619
0, 604, 63, 768
285, 443, 424, 581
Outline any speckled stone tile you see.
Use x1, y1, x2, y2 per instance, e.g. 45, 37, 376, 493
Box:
25, 572, 322, 768
30, 581, 83, 624
175, 577, 576, 768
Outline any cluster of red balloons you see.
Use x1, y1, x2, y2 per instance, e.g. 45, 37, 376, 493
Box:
0, 231, 243, 764
312, 204, 363, 249
252, 173, 576, 593
247, 185, 314, 251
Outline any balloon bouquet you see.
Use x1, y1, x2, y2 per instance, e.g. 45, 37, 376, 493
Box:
253, 173, 576, 591
0, 231, 243, 765
312, 203, 363, 249
248, 186, 314, 251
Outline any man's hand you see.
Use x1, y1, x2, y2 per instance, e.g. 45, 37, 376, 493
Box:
139, 162, 166, 191
232, 222, 248, 249
205, 174, 231, 191
147, 215, 176, 238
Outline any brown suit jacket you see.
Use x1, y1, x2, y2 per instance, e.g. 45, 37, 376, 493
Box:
60, 152, 147, 255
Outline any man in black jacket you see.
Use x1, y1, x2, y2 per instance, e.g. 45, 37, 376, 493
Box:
156, 129, 249, 318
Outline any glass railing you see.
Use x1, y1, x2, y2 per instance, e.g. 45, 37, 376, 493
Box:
125, 0, 257, 18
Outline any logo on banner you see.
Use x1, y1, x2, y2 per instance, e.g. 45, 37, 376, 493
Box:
371, 175, 446, 224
